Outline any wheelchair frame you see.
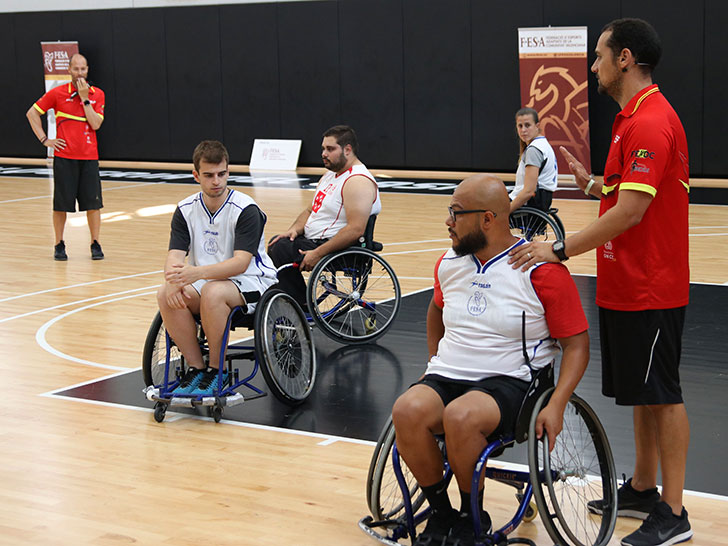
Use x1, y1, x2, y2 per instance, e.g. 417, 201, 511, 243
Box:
142, 288, 316, 423
300, 214, 402, 344
509, 206, 566, 242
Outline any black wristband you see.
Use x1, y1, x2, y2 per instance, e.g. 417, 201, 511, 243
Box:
40, 136, 48, 144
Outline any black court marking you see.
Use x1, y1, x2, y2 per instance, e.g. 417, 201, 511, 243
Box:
51, 279, 728, 497
4, 163, 726, 202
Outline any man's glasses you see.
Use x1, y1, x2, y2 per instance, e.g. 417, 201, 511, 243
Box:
448, 206, 496, 223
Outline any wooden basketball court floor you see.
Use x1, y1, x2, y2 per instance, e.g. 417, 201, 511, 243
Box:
1, 160, 727, 545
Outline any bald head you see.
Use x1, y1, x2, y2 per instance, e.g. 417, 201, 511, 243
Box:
70, 53, 87, 65
455, 174, 511, 220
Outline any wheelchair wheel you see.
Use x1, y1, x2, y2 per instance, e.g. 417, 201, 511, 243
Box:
528, 388, 617, 546
509, 206, 565, 242
254, 288, 316, 405
307, 248, 401, 344
141, 311, 204, 387
367, 417, 426, 521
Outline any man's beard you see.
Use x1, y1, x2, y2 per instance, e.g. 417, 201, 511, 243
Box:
325, 155, 347, 172
453, 228, 487, 256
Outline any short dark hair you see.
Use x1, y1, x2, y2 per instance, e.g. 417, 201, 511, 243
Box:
322, 125, 359, 156
192, 140, 229, 171
515, 107, 539, 123
602, 18, 661, 74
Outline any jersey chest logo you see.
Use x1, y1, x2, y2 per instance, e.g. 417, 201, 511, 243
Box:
203, 236, 219, 255
467, 290, 487, 316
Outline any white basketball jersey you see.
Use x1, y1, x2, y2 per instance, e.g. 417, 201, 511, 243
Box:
304, 163, 381, 239
426, 241, 560, 381
512, 136, 558, 196
177, 189, 277, 286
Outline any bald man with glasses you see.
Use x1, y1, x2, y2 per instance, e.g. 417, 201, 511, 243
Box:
391, 174, 590, 546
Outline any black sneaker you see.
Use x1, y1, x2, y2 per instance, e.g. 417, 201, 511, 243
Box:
414, 508, 459, 546
588, 477, 660, 520
620, 501, 693, 546
54, 240, 68, 261
445, 510, 492, 546
91, 240, 104, 260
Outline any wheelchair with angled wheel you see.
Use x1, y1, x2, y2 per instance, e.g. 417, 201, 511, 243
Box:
359, 361, 618, 546
142, 287, 316, 423
509, 206, 565, 242
294, 214, 402, 344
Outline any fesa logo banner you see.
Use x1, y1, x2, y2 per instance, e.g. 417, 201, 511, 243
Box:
518, 26, 591, 175
40, 41, 78, 79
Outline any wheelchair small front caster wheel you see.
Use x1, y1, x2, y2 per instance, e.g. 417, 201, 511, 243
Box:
211, 405, 223, 423
153, 402, 167, 423
523, 501, 538, 522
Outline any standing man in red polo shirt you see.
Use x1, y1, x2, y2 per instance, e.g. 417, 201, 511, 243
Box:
26, 53, 106, 261
509, 18, 692, 546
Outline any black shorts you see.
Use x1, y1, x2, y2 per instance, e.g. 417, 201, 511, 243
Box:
599, 306, 686, 406
53, 157, 103, 212
415, 374, 530, 441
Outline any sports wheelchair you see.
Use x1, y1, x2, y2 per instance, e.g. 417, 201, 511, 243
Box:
360, 348, 618, 545
298, 214, 402, 344
509, 207, 565, 242
142, 287, 316, 423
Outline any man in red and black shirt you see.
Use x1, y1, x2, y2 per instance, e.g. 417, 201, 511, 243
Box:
26, 53, 106, 261
510, 18, 692, 546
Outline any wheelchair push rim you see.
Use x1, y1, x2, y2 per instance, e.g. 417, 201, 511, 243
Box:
255, 288, 317, 405
509, 206, 565, 242
307, 248, 401, 344
528, 387, 618, 546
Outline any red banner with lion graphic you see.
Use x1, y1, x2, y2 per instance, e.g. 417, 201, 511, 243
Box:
518, 27, 591, 175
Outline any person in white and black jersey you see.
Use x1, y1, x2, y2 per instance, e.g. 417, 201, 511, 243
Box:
156, 140, 277, 397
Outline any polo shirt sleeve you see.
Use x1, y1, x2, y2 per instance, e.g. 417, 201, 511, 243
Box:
168, 207, 190, 251
33, 87, 57, 114
92, 88, 106, 118
433, 252, 446, 308
530, 263, 588, 339
234, 205, 265, 254
619, 117, 673, 197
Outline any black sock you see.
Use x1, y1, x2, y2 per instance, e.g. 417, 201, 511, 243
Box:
459, 489, 484, 516
421, 478, 452, 514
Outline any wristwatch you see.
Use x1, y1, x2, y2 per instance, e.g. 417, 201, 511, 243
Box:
83, 99, 91, 106
552, 240, 569, 262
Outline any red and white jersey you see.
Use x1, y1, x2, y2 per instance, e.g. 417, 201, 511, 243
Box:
427, 240, 587, 381
304, 163, 381, 239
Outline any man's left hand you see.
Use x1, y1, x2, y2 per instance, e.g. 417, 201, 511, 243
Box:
298, 248, 322, 271
165, 263, 199, 286
508, 241, 558, 271
534, 401, 564, 452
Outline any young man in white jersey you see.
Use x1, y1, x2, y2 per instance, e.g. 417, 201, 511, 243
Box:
392, 175, 590, 546
267, 125, 381, 305
157, 140, 277, 396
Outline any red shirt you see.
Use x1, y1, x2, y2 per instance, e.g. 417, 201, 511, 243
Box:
33, 83, 105, 160
597, 85, 689, 311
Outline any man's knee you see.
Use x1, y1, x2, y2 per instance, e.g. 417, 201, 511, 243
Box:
268, 238, 293, 266
443, 396, 499, 439
392, 388, 441, 433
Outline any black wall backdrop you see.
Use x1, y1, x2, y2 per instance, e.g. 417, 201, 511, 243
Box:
2, 0, 724, 177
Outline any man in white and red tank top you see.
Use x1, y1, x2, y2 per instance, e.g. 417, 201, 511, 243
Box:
268, 125, 381, 305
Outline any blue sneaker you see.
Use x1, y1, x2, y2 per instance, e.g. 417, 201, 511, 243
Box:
171, 367, 205, 395
189, 368, 229, 396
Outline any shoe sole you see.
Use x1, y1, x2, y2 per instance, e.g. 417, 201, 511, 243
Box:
55, 257, 68, 261
588, 505, 652, 520
92, 256, 104, 260
621, 529, 693, 546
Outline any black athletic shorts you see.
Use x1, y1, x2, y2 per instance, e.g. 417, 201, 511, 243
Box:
415, 374, 530, 441
599, 306, 686, 406
53, 156, 103, 212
